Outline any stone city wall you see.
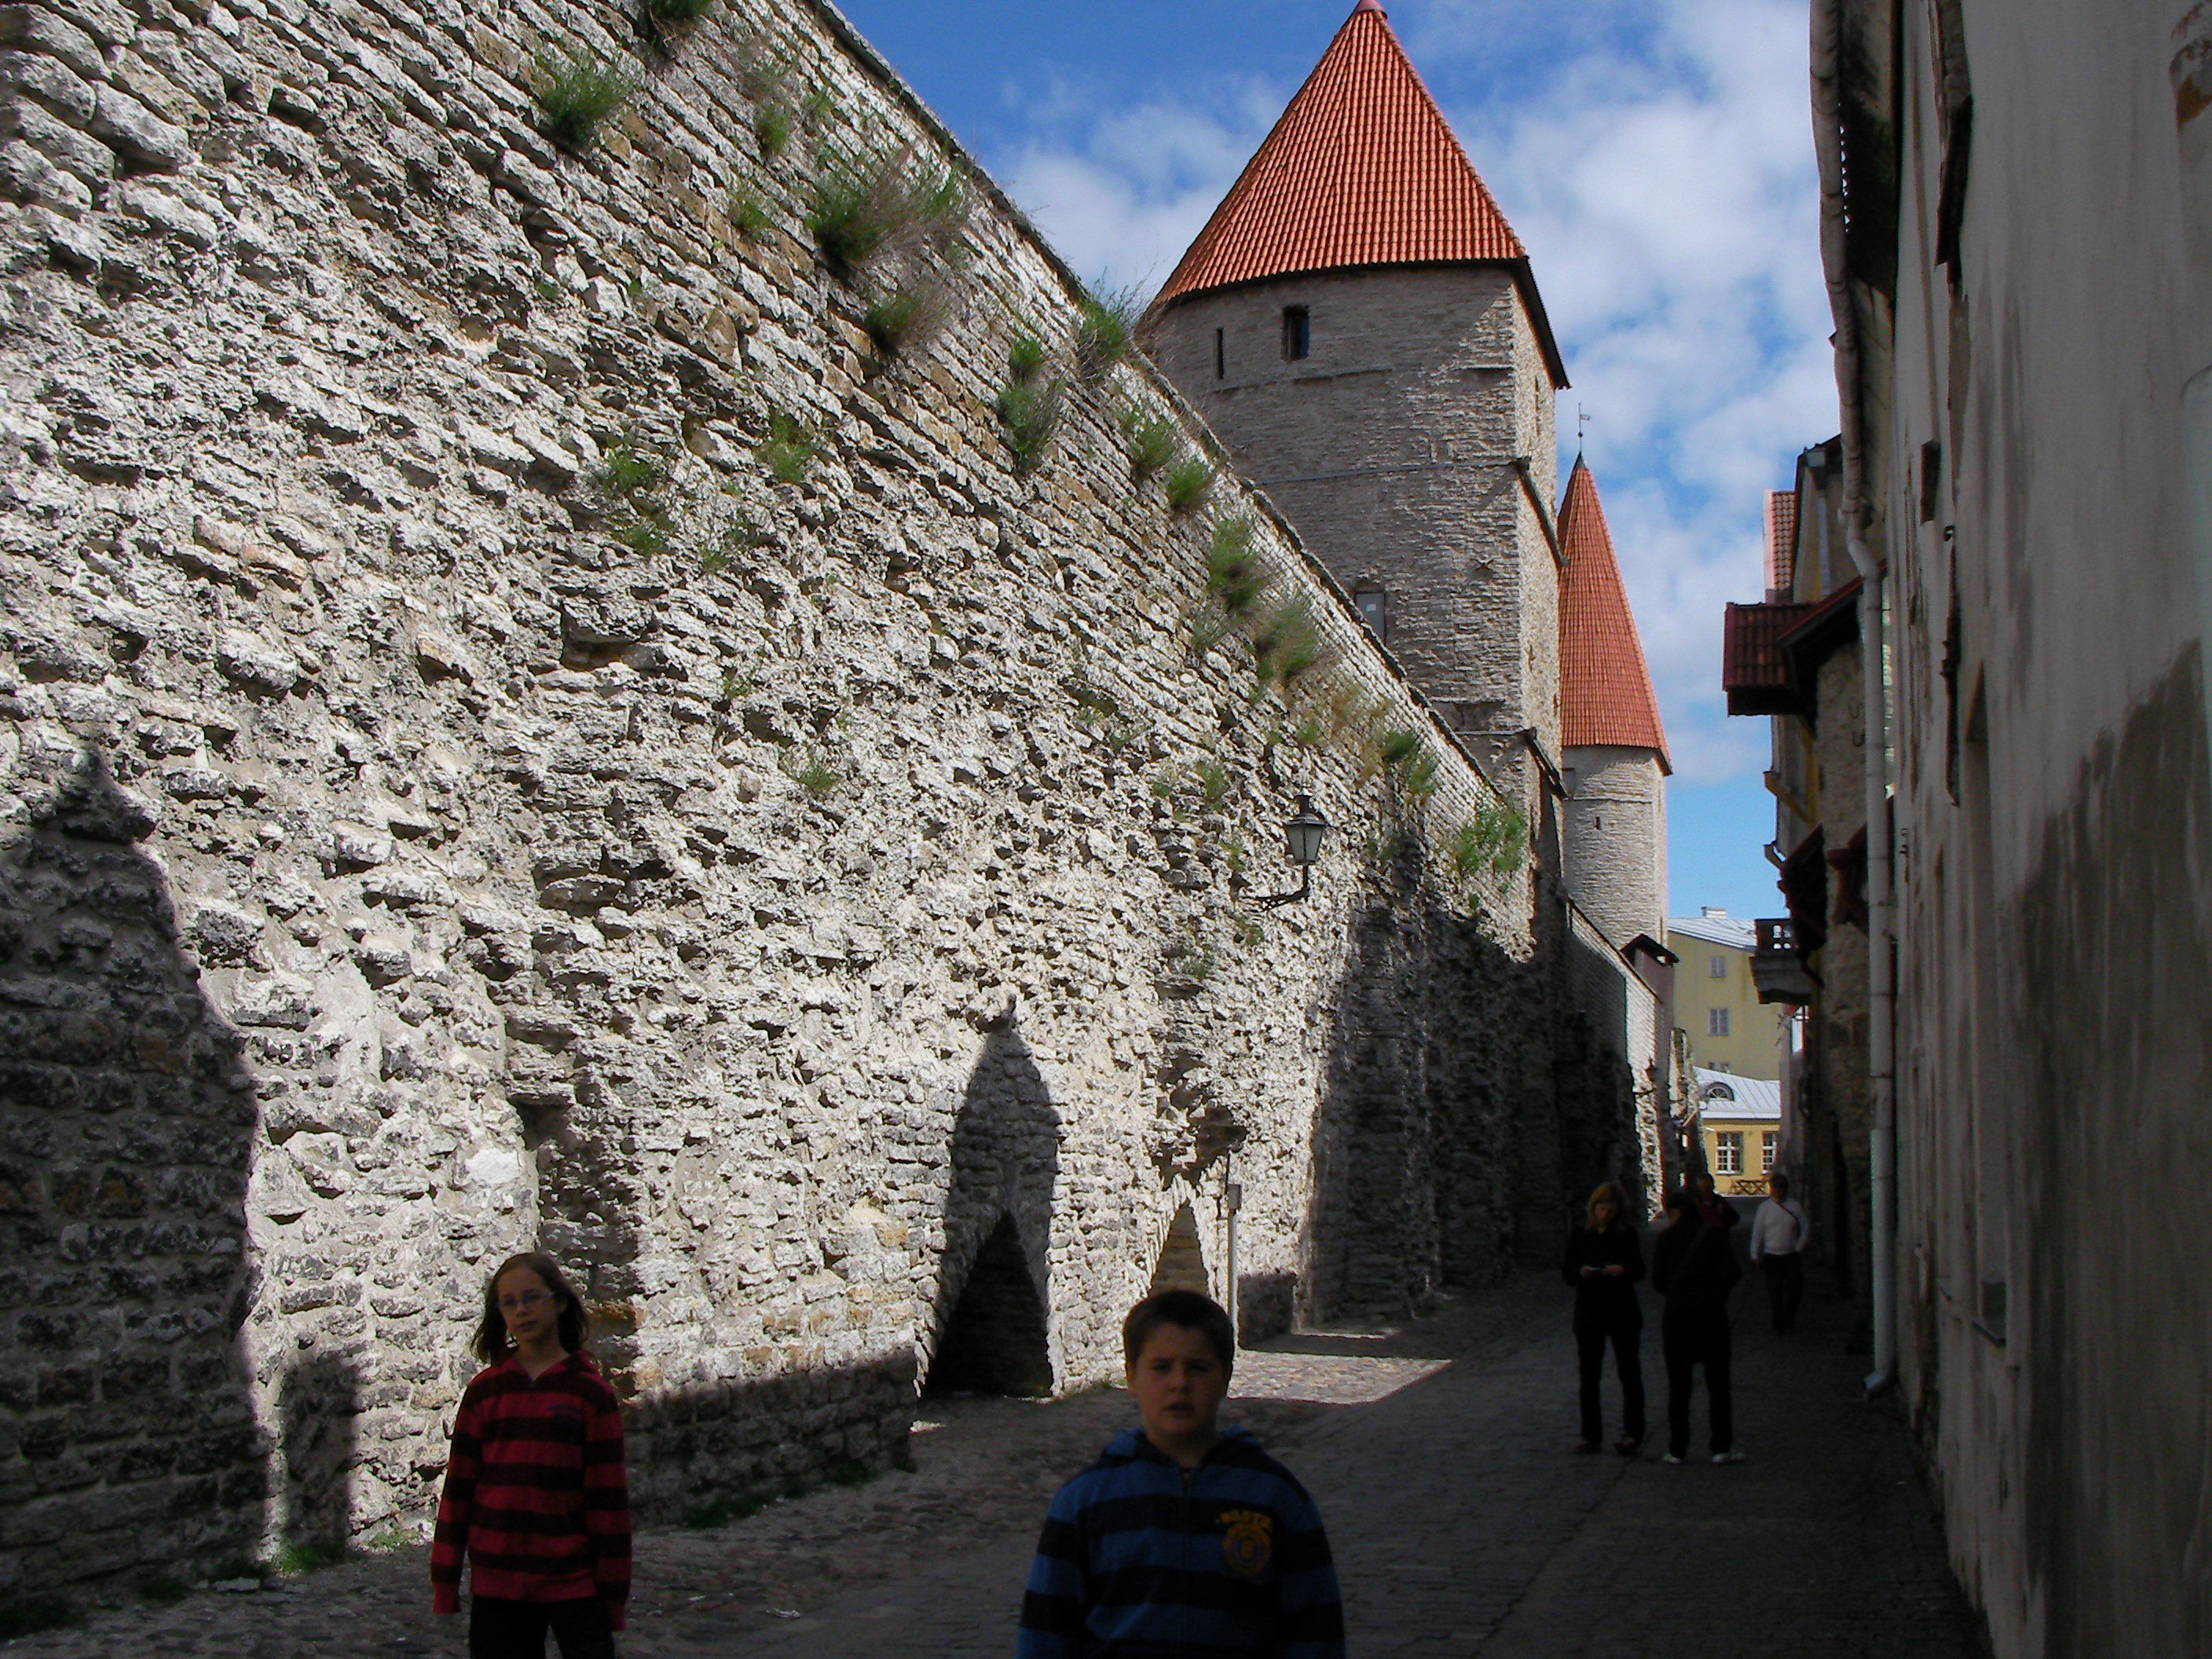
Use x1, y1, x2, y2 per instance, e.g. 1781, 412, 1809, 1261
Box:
0, 0, 1635, 1598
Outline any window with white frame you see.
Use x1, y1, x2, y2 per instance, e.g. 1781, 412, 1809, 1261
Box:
1715, 1132, 1742, 1174
1761, 1131, 1778, 1172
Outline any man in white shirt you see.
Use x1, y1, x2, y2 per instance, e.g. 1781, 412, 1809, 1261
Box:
1749, 1173, 1811, 1333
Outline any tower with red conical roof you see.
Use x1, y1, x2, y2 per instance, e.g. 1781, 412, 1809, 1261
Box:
1146, 0, 1569, 787
1557, 456, 1670, 947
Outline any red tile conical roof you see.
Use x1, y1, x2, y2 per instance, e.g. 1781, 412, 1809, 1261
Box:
1558, 457, 1669, 769
1153, 2, 1566, 386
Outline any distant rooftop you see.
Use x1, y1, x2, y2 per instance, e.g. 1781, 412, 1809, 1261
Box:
1694, 1068, 1781, 1121
1668, 911, 1757, 951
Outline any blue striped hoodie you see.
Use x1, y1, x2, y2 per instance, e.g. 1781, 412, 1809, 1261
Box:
1016, 1425, 1345, 1658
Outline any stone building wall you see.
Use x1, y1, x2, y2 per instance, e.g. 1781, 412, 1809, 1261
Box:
1141, 268, 1562, 761
1561, 743, 1664, 950
0, 0, 1637, 1600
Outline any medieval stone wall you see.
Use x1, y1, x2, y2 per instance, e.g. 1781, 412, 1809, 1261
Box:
0, 0, 1639, 1599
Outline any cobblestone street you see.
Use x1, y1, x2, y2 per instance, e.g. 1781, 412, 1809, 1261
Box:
4, 1268, 1980, 1659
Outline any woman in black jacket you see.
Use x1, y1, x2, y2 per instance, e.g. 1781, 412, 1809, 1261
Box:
1562, 1181, 1646, 1454
1651, 1185, 1745, 1463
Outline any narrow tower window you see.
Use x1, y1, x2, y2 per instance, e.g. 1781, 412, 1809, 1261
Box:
1353, 584, 1386, 641
1282, 306, 1310, 361
1214, 328, 1225, 380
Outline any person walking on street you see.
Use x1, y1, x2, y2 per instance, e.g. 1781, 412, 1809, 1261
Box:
1652, 1188, 1743, 1465
1749, 1173, 1811, 1334
1690, 1170, 1741, 1232
1562, 1181, 1646, 1456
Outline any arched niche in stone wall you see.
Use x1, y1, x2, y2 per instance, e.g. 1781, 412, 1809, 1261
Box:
924, 1210, 1053, 1397
1147, 1199, 1211, 1298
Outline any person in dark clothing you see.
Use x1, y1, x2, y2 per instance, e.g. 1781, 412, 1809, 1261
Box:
1561, 1181, 1646, 1456
1691, 1170, 1741, 1231
1651, 1187, 1744, 1464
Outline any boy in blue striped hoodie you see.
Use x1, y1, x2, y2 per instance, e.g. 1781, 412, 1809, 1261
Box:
1016, 1290, 1345, 1658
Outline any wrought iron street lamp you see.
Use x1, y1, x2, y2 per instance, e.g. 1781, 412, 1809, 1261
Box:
1254, 793, 1331, 907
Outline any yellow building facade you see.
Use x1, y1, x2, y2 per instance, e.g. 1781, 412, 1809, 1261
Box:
1694, 1069, 1784, 1201
1668, 910, 1784, 1080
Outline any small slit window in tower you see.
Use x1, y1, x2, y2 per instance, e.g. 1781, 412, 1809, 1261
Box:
1354, 584, 1386, 641
1214, 328, 1225, 379
1282, 306, 1310, 361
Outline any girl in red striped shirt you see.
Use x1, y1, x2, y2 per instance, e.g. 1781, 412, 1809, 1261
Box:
431, 1252, 631, 1658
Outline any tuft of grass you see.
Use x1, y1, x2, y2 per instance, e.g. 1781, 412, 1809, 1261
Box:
790, 753, 841, 797
862, 278, 950, 357
997, 375, 1066, 475
726, 185, 775, 241
611, 513, 673, 558
643, 0, 713, 22
806, 150, 968, 281
1289, 712, 1325, 747
1398, 745, 1441, 798
1206, 515, 1270, 620
1377, 728, 1423, 769
1194, 758, 1231, 809
529, 46, 636, 152
0, 1595, 76, 1640
757, 412, 820, 484
1075, 283, 1144, 375
755, 101, 794, 157
271, 1540, 344, 1576
594, 430, 672, 502
1119, 405, 1177, 482
362, 1525, 410, 1553
1451, 800, 1529, 884
719, 662, 756, 703
1007, 331, 1049, 383
800, 84, 839, 129
1163, 454, 1216, 515
1251, 594, 1324, 687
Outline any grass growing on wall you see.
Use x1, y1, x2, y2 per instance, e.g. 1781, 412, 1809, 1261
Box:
997, 375, 1065, 474
1119, 405, 1178, 482
1450, 800, 1529, 884
1075, 284, 1144, 376
862, 278, 951, 357
726, 185, 775, 240
757, 412, 820, 484
805, 149, 968, 280
1163, 455, 1216, 515
530, 47, 635, 151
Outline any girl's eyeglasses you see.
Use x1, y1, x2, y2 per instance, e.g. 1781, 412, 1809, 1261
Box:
497, 1291, 553, 1313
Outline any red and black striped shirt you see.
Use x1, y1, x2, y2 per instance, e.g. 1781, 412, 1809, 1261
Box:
430, 1353, 631, 1628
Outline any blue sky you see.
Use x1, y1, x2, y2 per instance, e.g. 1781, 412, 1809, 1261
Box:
835, 0, 1835, 922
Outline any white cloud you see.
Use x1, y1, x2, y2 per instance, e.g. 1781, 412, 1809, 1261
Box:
998, 79, 1284, 292
986, 0, 1836, 789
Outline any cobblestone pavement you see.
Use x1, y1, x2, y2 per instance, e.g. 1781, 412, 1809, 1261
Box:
5, 1268, 1983, 1658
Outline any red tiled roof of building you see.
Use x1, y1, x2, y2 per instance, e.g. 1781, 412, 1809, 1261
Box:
1558, 458, 1669, 769
1152, 2, 1566, 385
1763, 490, 1797, 596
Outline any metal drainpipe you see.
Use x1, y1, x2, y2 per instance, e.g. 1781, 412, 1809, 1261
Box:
1811, 0, 1899, 1395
